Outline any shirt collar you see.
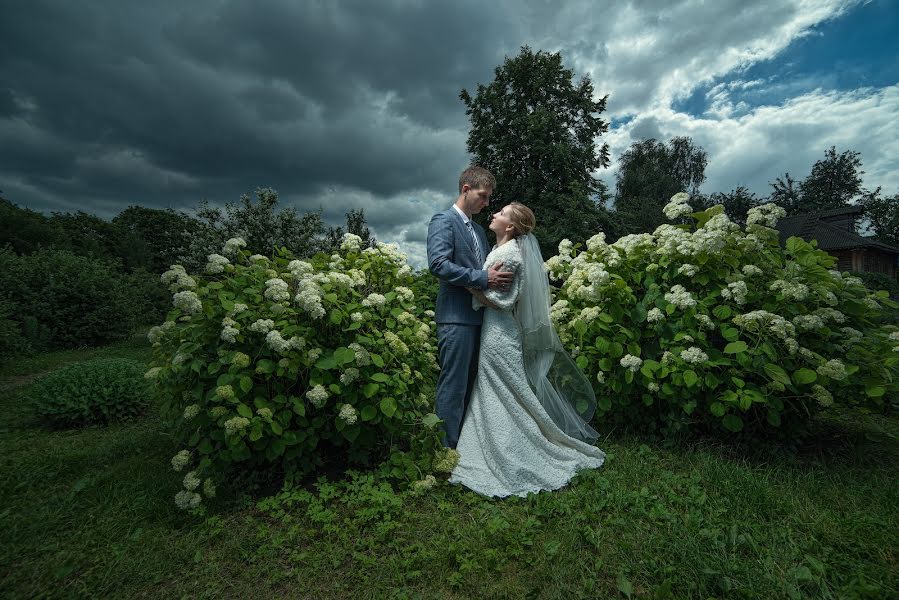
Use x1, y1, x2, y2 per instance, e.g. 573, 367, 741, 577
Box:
452, 204, 471, 224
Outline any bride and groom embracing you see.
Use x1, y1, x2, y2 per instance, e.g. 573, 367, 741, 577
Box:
426, 166, 605, 498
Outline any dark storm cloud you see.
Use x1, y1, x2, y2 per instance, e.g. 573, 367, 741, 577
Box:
0, 0, 517, 223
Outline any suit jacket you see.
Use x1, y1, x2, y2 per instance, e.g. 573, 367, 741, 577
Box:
427, 208, 490, 325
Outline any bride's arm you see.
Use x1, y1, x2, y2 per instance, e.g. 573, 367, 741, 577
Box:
468, 288, 500, 310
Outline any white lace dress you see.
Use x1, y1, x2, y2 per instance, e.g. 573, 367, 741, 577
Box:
448, 238, 605, 498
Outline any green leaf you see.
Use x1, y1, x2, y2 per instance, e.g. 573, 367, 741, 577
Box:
371, 373, 391, 383
270, 421, 283, 435
236, 404, 253, 418
362, 383, 380, 398
793, 368, 817, 385
291, 397, 305, 417
361, 405, 378, 421
576, 355, 589, 370
422, 413, 441, 428
722, 414, 744, 432
713, 305, 732, 320
763, 363, 791, 386
683, 370, 698, 387
239, 376, 253, 393
617, 574, 633, 598
722, 328, 740, 341
333, 347, 356, 365
710, 402, 725, 417
314, 356, 338, 370
328, 384, 341, 394
865, 385, 886, 398
371, 353, 385, 367
256, 359, 276, 374
624, 369, 634, 384
379, 397, 398, 417
329, 310, 343, 325
724, 341, 748, 354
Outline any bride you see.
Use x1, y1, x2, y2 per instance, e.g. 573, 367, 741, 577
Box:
449, 202, 605, 498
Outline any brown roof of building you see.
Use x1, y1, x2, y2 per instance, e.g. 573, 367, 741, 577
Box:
776, 212, 899, 254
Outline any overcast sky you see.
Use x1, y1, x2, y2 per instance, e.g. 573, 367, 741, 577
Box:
2, 0, 897, 267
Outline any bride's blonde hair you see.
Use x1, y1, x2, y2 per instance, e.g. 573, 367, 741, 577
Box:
506, 202, 536, 237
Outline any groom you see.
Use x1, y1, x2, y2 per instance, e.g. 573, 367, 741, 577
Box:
427, 166, 513, 448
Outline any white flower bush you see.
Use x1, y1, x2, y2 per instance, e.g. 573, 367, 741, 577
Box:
547, 194, 899, 436
146, 233, 443, 509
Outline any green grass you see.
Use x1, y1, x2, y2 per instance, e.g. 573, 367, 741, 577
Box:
1, 335, 897, 599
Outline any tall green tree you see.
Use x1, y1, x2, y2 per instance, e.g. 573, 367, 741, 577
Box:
460, 46, 614, 257
113, 205, 201, 273
613, 137, 708, 234
326, 208, 374, 252
858, 190, 899, 247
798, 147, 865, 212
768, 172, 802, 215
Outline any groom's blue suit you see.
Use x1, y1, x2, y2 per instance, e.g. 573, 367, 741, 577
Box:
427, 207, 490, 448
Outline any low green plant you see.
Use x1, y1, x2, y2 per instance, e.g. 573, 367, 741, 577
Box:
546, 195, 899, 437
28, 358, 152, 427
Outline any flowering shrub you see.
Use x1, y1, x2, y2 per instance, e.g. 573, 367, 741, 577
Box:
546, 194, 899, 436
146, 234, 444, 508
29, 358, 151, 427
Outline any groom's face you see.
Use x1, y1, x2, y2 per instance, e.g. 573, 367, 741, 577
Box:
463, 184, 492, 214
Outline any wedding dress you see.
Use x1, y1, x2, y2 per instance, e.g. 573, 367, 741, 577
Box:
449, 235, 605, 498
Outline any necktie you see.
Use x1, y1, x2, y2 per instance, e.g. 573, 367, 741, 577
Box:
466, 220, 482, 263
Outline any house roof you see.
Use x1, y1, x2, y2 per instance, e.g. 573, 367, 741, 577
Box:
776, 212, 899, 254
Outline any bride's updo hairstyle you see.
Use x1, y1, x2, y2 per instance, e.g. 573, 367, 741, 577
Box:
506, 202, 536, 237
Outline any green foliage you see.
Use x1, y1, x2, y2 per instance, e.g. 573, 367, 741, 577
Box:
460, 46, 614, 258
614, 137, 709, 235
0, 247, 142, 351
112, 205, 202, 273
547, 199, 899, 437
0, 295, 31, 363
797, 147, 866, 213
858, 190, 899, 247
28, 358, 151, 427
708, 185, 761, 226
147, 234, 444, 506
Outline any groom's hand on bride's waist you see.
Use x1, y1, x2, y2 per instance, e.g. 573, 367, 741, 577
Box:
487, 262, 513, 291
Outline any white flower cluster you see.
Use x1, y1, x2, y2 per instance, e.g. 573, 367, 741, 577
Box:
266, 330, 305, 354
816, 359, 847, 381
678, 263, 698, 277
612, 233, 654, 256
410, 475, 438, 495
147, 320, 176, 344
175, 490, 201, 510
144, 367, 161, 379
549, 300, 570, 324
720, 280, 748, 305
646, 308, 665, 324
769, 279, 810, 301
306, 384, 329, 408
680, 347, 709, 364
348, 269, 367, 287
222, 237, 246, 255
224, 416, 250, 436
348, 342, 371, 366
340, 368, 360, 385
210, 406, 228, 418
249, 319, 275, 333
264, 278, 290, 303
256, 407, 273, 422
889, 331, 899, 342
663, 192, 692, 220
746, 203, 786, 228
231, 352, 251, 369
396, 286, 415, 302
568, 262, 611, 301
586, 232, 607, 251
792, 315, 825, 331
733, 310, 796, 342
183, 470, 201, 491
338, 403, 358, 425
811, 384, 833, 407
433, 448, 461, 473
664, 285, 696, 309
288, 259, 314, 279
620, 354, 643, 372
307, 348, 323, 362
362, 293, 387, 308
814, 308, 846, 324
183, 404, 201, 420
205, 253, 230, 274
216, 385, 236, 401
221, 316, 240, 343
171, 450, 191, 472
742, 265, 763, 277
839, 327, 864, 347
384, 331, 410, 356
579, 306, 601, 323
249, 254, 268, 263
293, 277, 326, 320
351, 312, 365, 323
695, 314, 715, 331
161, 265, 198, 292
173, 290, 203, 315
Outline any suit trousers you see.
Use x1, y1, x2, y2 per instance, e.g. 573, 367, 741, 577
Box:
435, 323, 481, 448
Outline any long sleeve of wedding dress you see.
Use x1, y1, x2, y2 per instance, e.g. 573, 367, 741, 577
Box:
450, 238, 605, 498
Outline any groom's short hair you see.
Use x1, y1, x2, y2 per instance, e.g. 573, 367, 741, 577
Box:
459, 166, 496, 193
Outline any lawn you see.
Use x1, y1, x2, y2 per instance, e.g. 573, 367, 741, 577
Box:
1, 332, 897, 599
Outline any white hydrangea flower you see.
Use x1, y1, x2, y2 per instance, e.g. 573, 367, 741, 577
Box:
183, 470, 201, 491
586, 232, 607, 251
648, 382, 660, 393
410, 475, 438, 495
733, 310, 795, 341
171, 450, 191, 472
173, 290, 202, 315
677, 263, 698, 277
396, 287, 414, 302
793, 315, 825, 331
811, 384, 833, 407
256, 407, 273, 422
814, 308, 846, 324
664, 285, 696, 309
746, 203, 786, 228
210, 406, 228, 418
249, 319, 275, 333
288, 260, 314, 279
695, 314, 715, 331
816, 359, 847, 381
307, 347, 323, 362
205, 253, 230, 274
264, 278, 290, 303
384, 331, 410, 356
222, 237, 246, 255
224, 416, 250, 436
680, 347, 709, 364
889, 331, 899, 342
144, 367, 161, 380
362, 293, 387, 308
221, 325, 239, 343
769, 279, 810, 301
720, 280, 748, 305
663, 192, 692, 220
175, 490, 202, 510
340, 368, 360, 385
351, 312, 364, 323
338, 403, 358, 425
348, 343, 371, 366
183, 404, 201, 420
646, 307, 665, 323
620, 354, 643, 372
742, 265, 763, 277
340, 233, 363, 252
202, 478, 217, 498
306, 384, 329, 408
161, 265, 197, 292
215, 385, 236, 401
596, 371, 606, 384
